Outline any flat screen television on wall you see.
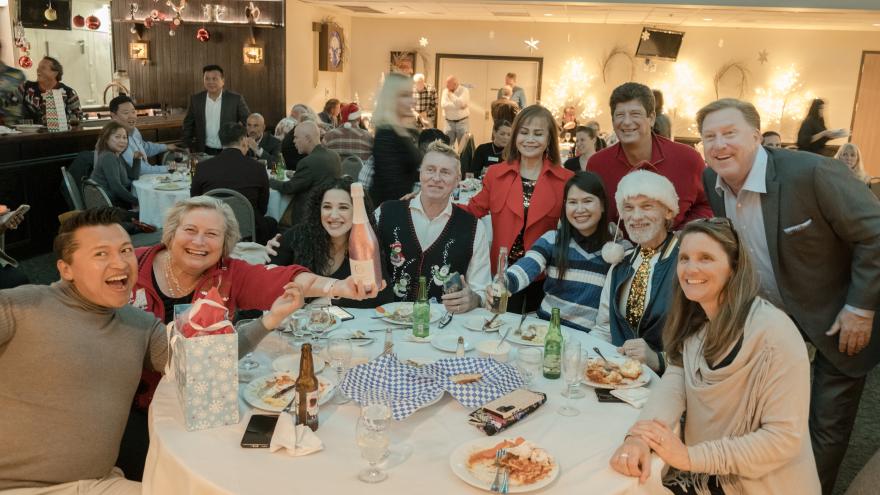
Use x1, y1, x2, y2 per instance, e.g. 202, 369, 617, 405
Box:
20, 0, 72, 30
635, 28, 684, 61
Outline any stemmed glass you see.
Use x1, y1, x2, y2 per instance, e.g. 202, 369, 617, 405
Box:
328, 337, 353, 404
356, 402, 391, 483
558, 340, 584, 416
236, 318, 260, 371
308, 304, 333, 351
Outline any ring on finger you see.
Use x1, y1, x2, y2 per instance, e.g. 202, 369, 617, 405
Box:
619, 453, 630, 459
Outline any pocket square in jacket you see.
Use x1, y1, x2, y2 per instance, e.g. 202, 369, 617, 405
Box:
783, 218, 812, 235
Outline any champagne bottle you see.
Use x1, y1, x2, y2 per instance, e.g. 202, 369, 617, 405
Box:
295, 343, 319, 431
542, 308, 563, 379
412, 276, 430, 338
489, 246, 509, 314
349, 182, 383, 289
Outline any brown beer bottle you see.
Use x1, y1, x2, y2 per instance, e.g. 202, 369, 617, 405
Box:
295, 343, 319, 431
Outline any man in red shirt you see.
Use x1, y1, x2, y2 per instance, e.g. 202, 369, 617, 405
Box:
587, 82, 711, 229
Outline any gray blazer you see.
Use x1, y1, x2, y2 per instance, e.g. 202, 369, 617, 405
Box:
182, 90, 250, 152
703, 147, 880, 377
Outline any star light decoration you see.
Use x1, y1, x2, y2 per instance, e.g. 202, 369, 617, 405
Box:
418, 37, 428, 47
524, 37, 540, 53
754, 65, 814, 133
758, 50, 769, 64
653, 61, 706, 136
544, 57, 600, 122
641, 29, 651, 41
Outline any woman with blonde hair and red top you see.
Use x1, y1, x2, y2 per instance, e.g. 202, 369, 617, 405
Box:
460, 105, 574, 313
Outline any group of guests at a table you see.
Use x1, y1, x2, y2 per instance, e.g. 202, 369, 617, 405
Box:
2, 77, 879, 495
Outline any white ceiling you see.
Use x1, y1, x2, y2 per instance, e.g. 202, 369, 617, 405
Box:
303, 1, 880, 32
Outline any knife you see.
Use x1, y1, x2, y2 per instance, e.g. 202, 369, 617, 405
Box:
482, 313, 501, 332
271, 384, 296, 399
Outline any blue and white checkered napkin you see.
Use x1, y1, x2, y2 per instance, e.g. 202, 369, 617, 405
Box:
423, 357, 524, 408
338, 354, 444, 420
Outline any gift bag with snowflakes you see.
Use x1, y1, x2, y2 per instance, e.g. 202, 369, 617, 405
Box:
166, 320, 240, 431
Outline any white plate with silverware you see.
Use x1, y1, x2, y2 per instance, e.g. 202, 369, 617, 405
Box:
376, 302, 443, 325
449, 436, 560, 493
242, 372, 334, 412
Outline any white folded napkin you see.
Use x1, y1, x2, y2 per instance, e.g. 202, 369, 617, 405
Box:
610, 387, 651, 409
269, 412, 323, 456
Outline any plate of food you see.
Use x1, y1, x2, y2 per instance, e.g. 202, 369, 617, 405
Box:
450, 436, 559, 493
431, 334, 473, 353
325, 329, 374, 346
242, 372, 335, 412
582, 357, 651, 389
271, 354, 326, 374
508, 322, 549, 347
376, 302, 443, 325
463, 315, 508, 332
155, 182, 188, 191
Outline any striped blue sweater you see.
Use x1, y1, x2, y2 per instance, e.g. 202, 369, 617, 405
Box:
506, 230, 611, 333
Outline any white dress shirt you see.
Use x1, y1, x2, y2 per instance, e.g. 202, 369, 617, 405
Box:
374, 194, 491, 301
204, 91, 223, 149
441, 85, 470, 121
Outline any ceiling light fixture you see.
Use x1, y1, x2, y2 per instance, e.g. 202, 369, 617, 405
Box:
544, 13, 553, 17
703, 18, 712, 21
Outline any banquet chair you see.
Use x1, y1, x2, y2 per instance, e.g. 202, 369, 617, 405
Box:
341, 155, 364, 179
870, 177, 880, 200
60, 166, 85, 211
204, 188, 256, 241
459, 133, 476, 178
81, 179, 114, 209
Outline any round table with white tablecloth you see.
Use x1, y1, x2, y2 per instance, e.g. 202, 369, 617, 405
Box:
143, 306, 667, 495
132, 175, 292, 227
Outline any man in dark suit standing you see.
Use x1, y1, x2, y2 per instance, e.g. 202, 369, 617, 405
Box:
245, 112, 281, 168
271, 121, 340, 228
190, 122, 276, 243
182, 65, 250, 155
697, 98, 880, 495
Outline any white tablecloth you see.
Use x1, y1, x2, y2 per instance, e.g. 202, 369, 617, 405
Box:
132, 176, 292, 227
144, 307, 667, 494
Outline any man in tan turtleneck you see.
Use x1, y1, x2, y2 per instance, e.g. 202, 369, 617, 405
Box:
0, 208, 303, 492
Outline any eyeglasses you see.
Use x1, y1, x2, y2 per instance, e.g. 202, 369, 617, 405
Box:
693, 217, 739, 242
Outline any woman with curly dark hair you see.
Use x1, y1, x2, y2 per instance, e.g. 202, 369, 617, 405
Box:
270, 177, 389, 308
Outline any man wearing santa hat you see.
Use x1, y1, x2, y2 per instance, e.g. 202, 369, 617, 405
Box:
323, 102, 373, 162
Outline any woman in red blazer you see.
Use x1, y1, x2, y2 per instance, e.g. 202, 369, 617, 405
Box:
461, 105, 574, 313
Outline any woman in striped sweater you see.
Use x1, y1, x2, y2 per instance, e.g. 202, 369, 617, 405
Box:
489, 171, 612, 332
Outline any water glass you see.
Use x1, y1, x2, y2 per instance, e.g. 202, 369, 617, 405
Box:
516, 347, 543, 386
285, 309, 311, 344
308, 304, 333, 350
559, 341, 584, 416
356, 403, 391, 483
328, 337, 353, 404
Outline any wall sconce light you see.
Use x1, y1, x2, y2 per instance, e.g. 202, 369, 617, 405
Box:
243, 43, 263, 64
129, 41, 149, 61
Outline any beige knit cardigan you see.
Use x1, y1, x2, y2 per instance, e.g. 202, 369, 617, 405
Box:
638, 297, 821, 495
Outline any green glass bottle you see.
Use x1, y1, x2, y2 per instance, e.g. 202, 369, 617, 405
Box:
412, 276, 430, 338
275, 154, 287, 180
542, 308, 563, 379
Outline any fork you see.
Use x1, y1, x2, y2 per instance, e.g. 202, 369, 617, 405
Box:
500, 468, 510, 494
439, 312, 453, 328
489, 448, 507, 492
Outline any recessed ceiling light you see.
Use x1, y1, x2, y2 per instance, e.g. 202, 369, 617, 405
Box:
544, 13, 553, 17
703, 18, 713, 21
874, 23, 880, 26
398, 11, 407, 14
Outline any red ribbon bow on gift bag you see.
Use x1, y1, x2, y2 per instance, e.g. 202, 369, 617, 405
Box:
180, 286, 235, 338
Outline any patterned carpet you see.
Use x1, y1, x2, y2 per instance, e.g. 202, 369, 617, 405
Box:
12, 252, 880, 493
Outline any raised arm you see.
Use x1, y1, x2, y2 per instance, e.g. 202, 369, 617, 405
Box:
506, 232, 553, 293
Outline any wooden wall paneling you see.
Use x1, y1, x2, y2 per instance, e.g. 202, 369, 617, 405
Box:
850, 52, 880, 178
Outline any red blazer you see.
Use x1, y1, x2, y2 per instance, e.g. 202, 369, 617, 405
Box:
461, 158, 573, 274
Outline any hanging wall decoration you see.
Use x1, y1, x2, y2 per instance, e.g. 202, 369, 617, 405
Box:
13, 21, 32, 68
44, 1, 58, 21
713, 61, 750, 99
317, 21, 344, 72
196, 27, 210, 42
245, 1, 260, 23
86, 15, 101, 30
73, 15, 85, 28
600, 45, 636, 83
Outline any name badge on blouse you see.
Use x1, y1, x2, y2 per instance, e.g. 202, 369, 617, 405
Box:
488, 156, 500, 163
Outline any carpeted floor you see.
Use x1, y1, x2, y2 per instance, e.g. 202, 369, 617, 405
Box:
11, 251, 880, 494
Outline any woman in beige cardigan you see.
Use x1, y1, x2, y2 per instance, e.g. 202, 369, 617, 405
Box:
610, 218, 820, 494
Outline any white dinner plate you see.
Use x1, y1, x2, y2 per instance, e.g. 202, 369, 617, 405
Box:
271, 354, 326, 374
325, 328, 375, 346
154, 183, 188, 191
449, 437, 560, 493
507, 321, 550, 347
582, 362, 652, 390
431, 334, 473, 353
242, 372, 335, 412
376, 302, 443, 325
463, 315, 509, 332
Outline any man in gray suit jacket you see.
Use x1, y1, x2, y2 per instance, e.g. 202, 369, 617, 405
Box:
182, 65, 250, 154
697, 98, 880, 495
270, 121, 341, 227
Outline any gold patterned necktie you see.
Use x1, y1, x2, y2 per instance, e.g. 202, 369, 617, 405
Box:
625, 247, 658, 329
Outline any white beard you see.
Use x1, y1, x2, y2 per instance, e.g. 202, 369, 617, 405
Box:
627, 221, 666, 247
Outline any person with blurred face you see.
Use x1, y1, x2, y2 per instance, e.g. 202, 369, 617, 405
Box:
370, 72, 423, 205
244, 112, 281, 168
697, 98, 880, 495
182, 64, 250, 154
20, 56, 83, 126
109, 95, 179, 174
490, 85, 520, 126
441, 75, 470, 147
564, 125, 598, 172
472, 120, 513, 175
586, 82, 711, 228
496, 72, 526, 109
412, 73, 438, 129
761, 130, 782, 148
834, 142, 869, 183
374, 140, 490, 313
593, 170, 680, 374
461, 105, 574, 314
90, 122, 142, 210
0, 207, 306, 493
322, 102, 373, 162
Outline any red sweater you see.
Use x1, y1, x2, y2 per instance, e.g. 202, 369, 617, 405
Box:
460, 158, 573, 274
586, 133, 712, 229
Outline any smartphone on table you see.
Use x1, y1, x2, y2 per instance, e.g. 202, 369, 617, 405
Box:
240, 414, 279, 448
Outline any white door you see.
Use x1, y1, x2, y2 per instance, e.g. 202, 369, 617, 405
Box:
438, 57, 541, 147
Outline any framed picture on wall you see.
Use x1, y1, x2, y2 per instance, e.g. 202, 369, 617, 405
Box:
318, 23, 344, 72
390, 51, 416, 76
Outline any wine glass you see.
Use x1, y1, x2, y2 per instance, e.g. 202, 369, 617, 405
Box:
236, 318, 260, 372
558, 340, 583, 416
356, 403, 391, 483
285, 309, 311, 345
515, 347, 542, 387
328, 337, 353, 404
563, 132, 572, 143
308, 304, 333, 350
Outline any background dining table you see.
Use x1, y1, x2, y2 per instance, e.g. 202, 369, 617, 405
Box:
143, 306, 668, 494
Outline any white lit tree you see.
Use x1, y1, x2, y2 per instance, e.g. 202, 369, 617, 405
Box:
754, 65, 814, 139
543, 58, 601, 122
